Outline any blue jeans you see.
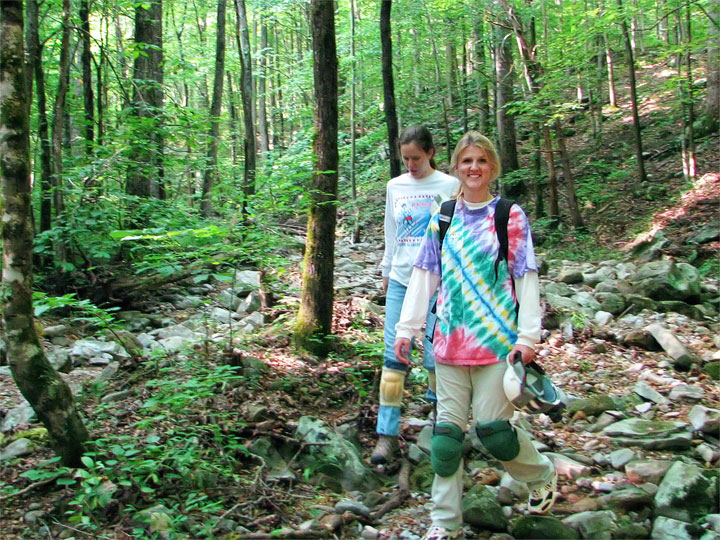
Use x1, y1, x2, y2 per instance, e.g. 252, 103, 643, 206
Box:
377, 278, 437, 436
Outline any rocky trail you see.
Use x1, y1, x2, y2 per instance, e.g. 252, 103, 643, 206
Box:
1, 184, 720, 539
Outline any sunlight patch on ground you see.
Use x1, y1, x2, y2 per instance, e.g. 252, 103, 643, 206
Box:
265, 351, 311, 372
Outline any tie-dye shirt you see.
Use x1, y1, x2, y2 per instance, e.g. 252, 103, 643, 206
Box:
414, 197, 538, 366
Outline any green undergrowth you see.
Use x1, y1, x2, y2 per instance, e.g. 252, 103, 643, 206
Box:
7, 357, 257, 538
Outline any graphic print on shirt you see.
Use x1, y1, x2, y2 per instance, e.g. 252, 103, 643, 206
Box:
394, 194, 435, 247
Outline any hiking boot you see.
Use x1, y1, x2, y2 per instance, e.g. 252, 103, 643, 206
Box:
421, 526, 463, 540
528, 471, 557, 514
370, 435, 399, 465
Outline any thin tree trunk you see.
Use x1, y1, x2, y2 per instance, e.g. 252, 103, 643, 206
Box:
350, 0, 360, 243
26, 0, 53, 234
553, 120, 584, 228
234, 0, 256, 219
543, 125, 560, 225
701, 2, 719, 133
127, 0, 165, 200
79, 0, 94, 152
258, 19, 270, 154
473, 15, 490, 134
679, 2, 696, 180
51, 0, 71, 267
200, 0, 226, 216
295, 0, 338, 356
1, 0, 89, 467
617, 0, 647, 184
493, 10, 520, 186
380, 0, 401, 178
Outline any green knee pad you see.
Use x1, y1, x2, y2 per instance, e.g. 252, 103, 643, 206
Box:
476, 420, 520, 461
431, 423, 465, 477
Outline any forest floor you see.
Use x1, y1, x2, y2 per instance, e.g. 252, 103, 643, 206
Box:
0, 60, 719, 539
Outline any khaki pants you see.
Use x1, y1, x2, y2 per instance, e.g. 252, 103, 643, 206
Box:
431, 361, 554, 530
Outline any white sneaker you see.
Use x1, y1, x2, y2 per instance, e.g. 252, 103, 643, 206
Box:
421, 526, 462, 540
528, 472, 557, 514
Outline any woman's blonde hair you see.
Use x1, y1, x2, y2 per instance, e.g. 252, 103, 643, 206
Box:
450, 131, 501, 199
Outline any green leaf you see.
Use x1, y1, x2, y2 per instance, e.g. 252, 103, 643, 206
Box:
80, 456, 95, 468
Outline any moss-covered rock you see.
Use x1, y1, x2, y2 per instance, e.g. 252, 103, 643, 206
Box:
511, 516, 579, 539
567, 395, 619, 417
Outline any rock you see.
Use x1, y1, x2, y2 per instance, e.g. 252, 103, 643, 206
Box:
602, 418, 689, 439
645, 322, 700, 369
566, 395, 618, 417
0, 438, 34, 461
217, 289, 242, 311
630, 260, 701, 303
238, 311, 264, 332
620, 328, 661, 350
625, 295, 659, 314
625, 460, 674, 484
1, 405, 36, 432
705, 362, 720, 380
609, 448, 636, 470
598, 486, 654, 511
562, 510, 618, 539
655, 461, 719, 522
689, 406, 720, 433
633, 381, 669, 405
236, 291, 262, 315
651, 516, 704, 539
546, 453, 592, 480
132, 504, 174, 537
611, 522, 650, 539
417, 424, 433, 455
295, 416, 379, 492
558, 268, 584, 284
211, 307, 237, 324
659, 300, 705, 320
241, 356, 267, 377
706, 514, 720, 533
594, 311, 614, 326
668, 384, 705, 400
512, 516, 579, 539
42, 324, 69, 337
232, 270, 262, 295
70, 339, 130, 365
461, 485, 507, 531
697, 443, 720, 464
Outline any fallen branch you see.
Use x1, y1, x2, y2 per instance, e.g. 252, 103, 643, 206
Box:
236, 529, 332, 539
369, 458, 411, 520
0, 476, 59, 502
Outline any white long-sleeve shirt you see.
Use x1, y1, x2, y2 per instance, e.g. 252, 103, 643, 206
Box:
379, 171, 459, 286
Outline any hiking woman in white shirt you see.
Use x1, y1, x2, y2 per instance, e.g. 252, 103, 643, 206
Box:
372, 126, 458, 464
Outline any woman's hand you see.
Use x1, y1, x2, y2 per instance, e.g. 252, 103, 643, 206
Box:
509, 344, 535, 365
394, 337, 412, 365
382, 277, 389, 294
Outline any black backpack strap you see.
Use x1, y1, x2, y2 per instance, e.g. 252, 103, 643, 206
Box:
438, 199, 456, 249
493, 198, 514, 279
494, 198, 519, 318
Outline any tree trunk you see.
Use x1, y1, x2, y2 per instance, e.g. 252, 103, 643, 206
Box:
0, 0, 89, 467
25, 0, 53, 234
79, 0, 94, 152
294, 0, 338, 356
543, 125, 560, 225
493, 9, 520, 189
472, 15, 490, 134
617, 0, 647, 185
234, 0, 256, 219
380, 0, 401, 179
127, 0, 165, 200
700, 2, 719, 133
51, 0, 71, 267
679, 3, 696, 181
200, 0, 226, 217
553, 120, 584, 228
350, 0, 360, 244
258, 19, 270, 154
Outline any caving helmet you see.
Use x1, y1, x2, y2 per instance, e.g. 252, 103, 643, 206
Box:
503, 353, 567, 419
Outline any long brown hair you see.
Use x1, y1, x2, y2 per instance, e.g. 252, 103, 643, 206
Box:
398, 125, 437, 170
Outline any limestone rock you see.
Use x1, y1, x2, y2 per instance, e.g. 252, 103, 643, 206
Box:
655, 461, 719, 522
